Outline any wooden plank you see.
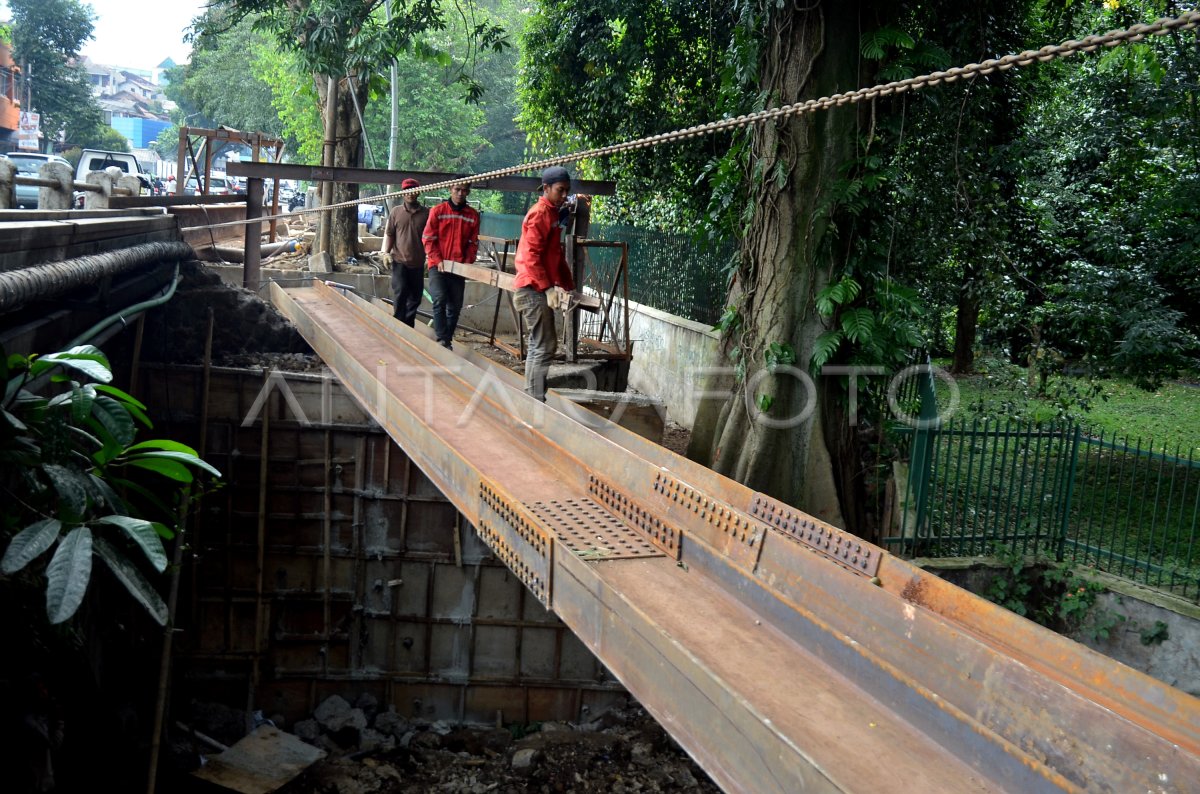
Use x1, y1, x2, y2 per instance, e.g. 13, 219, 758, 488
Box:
190, 725, 324, 794
438, 260, 601, 312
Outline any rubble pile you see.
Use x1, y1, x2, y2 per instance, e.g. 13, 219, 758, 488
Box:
186, 695, 719, 793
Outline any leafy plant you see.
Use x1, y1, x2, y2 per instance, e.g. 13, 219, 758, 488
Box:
0, 345, 220, 625
983, 548, 1124, 642
1139, 620, 1169, 646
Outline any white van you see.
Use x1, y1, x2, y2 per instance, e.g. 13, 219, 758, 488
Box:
73, 149, 153, 205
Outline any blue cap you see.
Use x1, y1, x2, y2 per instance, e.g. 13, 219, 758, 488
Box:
541, 166, 571, 186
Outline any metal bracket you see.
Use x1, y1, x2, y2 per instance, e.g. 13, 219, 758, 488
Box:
749, 493, 883, 578
588, 475, 682, 559
478, 479, 553, 606
529, 499, 664, 560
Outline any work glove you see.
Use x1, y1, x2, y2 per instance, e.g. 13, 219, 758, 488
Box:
381, 251, 392, 267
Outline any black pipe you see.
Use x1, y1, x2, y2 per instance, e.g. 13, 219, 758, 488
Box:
0, 241, 194, 313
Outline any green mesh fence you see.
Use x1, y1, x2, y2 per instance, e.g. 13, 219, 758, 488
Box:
887, 376, 1200, 603
479, 214, 732, 325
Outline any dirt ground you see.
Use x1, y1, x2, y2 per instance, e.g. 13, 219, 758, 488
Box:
274, 704, 719, 794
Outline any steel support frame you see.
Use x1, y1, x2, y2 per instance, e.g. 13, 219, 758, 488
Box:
271, 281, 1200, 793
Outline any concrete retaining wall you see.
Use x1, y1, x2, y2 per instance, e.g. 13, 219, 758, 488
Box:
625, 298, 720, 430
918, 558, 1200, 695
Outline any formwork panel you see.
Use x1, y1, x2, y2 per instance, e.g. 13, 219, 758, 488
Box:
521, 591, 560, 624
404, 502, 459, 553
394, 683, 464, 722
463, 685, 528, 724
145, 365, 622, 730
430, 564, 477, 619
560, 631, 602, 681
259, 680, 315, 726
271, 596, 339, 636
197, 600, 259, 653
362, 501, 394, 551
526, 688, 579, 723
476, 565, 523, 620
472, 625, 519, 679
271, 639, 331, 673
390, 566, 426, 618
519, 628, 559, 679
359, 615, 393, 670
428, 623, 473, 679
390, 621, 429, 673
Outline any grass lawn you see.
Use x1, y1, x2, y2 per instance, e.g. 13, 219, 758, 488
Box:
905, 361, 1200, 601
930, 362, 1200, 457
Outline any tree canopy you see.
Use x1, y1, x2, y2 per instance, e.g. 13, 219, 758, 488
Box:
7, 0, 107, 149
518, 0, 1200, 534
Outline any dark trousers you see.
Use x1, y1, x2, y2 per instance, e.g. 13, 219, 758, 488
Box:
390, 263, 425, 327
427, 268, 465, 347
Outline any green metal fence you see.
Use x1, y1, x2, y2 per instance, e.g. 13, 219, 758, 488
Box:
480, 213, 731, 325
887, 373, 1200, 603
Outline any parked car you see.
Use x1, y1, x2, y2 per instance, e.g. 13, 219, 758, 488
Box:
3, 152, 72, 208
72, 149, 153, 207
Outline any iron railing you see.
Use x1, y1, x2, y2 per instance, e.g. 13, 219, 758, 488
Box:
887, 369, 1200, 603
480, 214, 731, 325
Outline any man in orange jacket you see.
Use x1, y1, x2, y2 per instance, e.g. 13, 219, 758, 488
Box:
513, 167, 575, 401
422, 183, 480, 349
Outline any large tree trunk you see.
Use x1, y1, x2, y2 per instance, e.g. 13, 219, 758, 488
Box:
316, 74, 368, 263
951, 276, 980, 374
688, 4, 864, 533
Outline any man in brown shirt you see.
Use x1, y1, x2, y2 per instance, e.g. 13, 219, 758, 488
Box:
381, 178, 430, 326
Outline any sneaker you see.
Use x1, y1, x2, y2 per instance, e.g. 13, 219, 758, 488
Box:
440, 340, 452, 350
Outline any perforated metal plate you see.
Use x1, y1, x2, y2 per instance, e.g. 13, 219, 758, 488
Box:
750, 493, 883, 577
589, 475, 681, 559
529, 498, 664, 560
653, 472, 761, 549
479, 480, 553, 605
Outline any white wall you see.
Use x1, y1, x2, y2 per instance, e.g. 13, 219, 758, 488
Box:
624, 298, 721, 430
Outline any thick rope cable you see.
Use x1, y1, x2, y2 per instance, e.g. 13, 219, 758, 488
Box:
183, 10, 1200, 234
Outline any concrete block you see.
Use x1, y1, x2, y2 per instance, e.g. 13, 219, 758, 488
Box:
39, 161, 73, 209
308, 251, 332, 273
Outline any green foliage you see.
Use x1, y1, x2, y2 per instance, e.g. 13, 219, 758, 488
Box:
983, 549, 1124, 641
210, 0, 506, 101
67, 124, 131, 154
518, 0, 739, 230
171, 14, 285, 140
0, 346, 220, 626
1138, 620, 1169, 646
712, 305, 742, 336
8, 0, 106, 145
949, 365, 1200, 451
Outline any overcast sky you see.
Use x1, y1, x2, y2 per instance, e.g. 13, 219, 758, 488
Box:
80, 0, 203, 72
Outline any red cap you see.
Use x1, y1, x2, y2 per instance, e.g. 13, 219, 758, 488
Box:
401, 178, 419, 190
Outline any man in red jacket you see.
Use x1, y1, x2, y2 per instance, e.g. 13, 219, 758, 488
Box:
422, 183, 480, 349
513, 166, 575, 401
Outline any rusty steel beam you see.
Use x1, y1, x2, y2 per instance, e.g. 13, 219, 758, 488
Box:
271, 280, 1200, 794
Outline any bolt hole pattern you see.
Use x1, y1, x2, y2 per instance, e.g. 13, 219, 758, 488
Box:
478, 520, 546, 604
650, 472, 758, 548
589, 474, 681, 559
529, 498, 662, 560
749, 494, 882, 577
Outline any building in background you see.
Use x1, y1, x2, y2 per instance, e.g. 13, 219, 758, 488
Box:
0, 37, 23, 152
